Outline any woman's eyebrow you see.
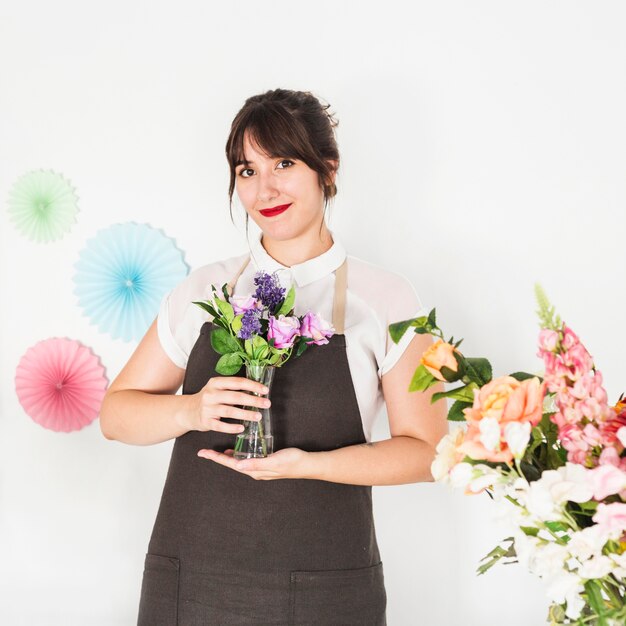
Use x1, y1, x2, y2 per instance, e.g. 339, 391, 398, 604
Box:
235, 159, 254, 166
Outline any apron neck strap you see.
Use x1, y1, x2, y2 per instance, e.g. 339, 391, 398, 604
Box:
226, 254, 347, 334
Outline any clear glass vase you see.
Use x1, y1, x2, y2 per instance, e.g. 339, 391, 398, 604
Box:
233, 363, 276, 459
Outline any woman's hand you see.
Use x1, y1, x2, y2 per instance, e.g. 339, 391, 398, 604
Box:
176, 375, 270, 435
197, 446, 315, 481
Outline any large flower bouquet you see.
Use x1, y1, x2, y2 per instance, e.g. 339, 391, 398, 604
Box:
390, 286, 626, 625
192, 270, 334, 458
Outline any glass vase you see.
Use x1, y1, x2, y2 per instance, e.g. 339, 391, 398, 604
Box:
233, 363, 275, 459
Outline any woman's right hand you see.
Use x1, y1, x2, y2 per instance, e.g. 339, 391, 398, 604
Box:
176, 376, 271, 434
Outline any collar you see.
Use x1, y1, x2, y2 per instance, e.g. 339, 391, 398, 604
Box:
248, 228, 347, 287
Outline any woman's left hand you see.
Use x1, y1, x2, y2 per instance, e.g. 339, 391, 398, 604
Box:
196, 446, 315, 480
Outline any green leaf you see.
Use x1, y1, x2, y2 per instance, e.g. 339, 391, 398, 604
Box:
520, 526, 540, 537
389, 319, 414, 344
584, 580, 609, 622
296, 340, 309, 357
439, 364, 462, 383
276, 285, 296, 316
448, 400, 472, 421
519, 460, 541, 482
231, 314, 243, 334
510, 371, 541, 382
476, 538, 516, 575
215, 353, 243, 375
408, 364, 437, 392
210, 328, 242, 354
432, 383, 477, 404
244, 339, 254, 357
221, 283, 231, 301
215, 297, 235, 323
427, 308, 437, 328
464, 357, 493, 386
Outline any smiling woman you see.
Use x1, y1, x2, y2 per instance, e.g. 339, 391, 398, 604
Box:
99, 88, 448, 625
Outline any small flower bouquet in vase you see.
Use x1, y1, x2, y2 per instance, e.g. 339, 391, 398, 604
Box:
193, 270, 334, 459
390, 285, 626, 625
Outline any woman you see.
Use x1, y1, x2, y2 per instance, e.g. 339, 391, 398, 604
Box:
100, 88, 448, 625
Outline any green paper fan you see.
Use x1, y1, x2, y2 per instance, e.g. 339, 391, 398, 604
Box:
7, 169, 79, 242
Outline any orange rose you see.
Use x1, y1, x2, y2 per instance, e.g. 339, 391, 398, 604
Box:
458, 375, 546, 463
421, 339, 458, 381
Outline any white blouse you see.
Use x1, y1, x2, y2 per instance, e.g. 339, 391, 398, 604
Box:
157, 229, 427, 443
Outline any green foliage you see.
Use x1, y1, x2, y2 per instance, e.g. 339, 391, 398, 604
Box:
276, 285, 296, 316
534, 283, 562, 331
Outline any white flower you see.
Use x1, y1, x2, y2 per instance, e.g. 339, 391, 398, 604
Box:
430, 425, 466, 483
503, 421, 531, 458
524, 463, 593, 522
543, 570, 585, 619
478, 416, 501, 452
448, 462, 507, 493
617, 426, 626, 448
576, 554, 615, 580
529, 541, 569, 578
566, 525, 612, 563
449, 462, 473, 489
511, 530, 540, 570
608, 551, 626, 577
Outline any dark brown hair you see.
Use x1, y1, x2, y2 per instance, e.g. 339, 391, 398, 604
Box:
225, 88, 340, 237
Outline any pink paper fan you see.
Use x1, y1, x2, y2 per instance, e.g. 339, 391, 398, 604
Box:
15, 338, 108, 432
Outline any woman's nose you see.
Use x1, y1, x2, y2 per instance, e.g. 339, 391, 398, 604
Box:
256, 172, 280, 201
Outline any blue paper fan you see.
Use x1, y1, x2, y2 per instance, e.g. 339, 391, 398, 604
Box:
73, 222, 188, 341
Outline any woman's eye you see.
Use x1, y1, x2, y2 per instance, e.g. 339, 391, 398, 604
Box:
237, 160, 293, 178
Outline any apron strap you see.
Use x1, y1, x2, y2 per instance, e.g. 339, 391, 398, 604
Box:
225, 254, 347, 334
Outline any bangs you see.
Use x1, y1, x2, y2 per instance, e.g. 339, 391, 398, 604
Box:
227, 104, 314, 170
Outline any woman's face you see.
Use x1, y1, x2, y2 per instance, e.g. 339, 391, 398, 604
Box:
235, 132, 332, 242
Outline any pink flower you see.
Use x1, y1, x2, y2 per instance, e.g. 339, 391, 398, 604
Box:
561, 325, 581, 351
587, 463, 626, 500
268, 315, 301, 349
299, 312, 335, 346
230, 294, 262, 315
592, 503, 626, 534
538, 329, 560, 352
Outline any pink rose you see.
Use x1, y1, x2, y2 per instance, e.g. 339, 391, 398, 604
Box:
268, 315, 301, 349
299, 312, 335, 346
592, 502, 626, 534
230, 294, 262, 315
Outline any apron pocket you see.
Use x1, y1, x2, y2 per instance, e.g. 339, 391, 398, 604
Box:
289, 561, 387, 626
137, 553, 180, 626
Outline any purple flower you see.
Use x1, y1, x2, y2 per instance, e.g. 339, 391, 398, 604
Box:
237, 308, 262, 340
268, 315, 301, 349
254, 271, 285, 311
230, 294, 262, 316
300, 312, 335, 345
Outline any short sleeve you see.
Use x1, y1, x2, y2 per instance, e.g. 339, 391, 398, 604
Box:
156, 290, 189, 369
377, 275, 427, 379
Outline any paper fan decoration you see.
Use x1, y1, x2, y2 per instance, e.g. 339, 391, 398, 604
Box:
73, 222, 188, 341
7, 169, 79, 242
15, 338, 108, 432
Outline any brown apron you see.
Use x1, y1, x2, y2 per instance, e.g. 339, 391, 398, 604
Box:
137, 256, 387, 625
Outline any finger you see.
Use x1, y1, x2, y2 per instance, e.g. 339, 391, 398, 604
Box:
197, 449, 238, 470
205, 418, 246, 434
211, 376, 269, 396
218, 390, 271, 409
212, 404, 262, 422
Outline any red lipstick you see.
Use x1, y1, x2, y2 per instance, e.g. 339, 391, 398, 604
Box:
260, 203, 292, 217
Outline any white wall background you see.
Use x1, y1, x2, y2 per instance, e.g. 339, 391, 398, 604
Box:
1, 1, 625, 624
